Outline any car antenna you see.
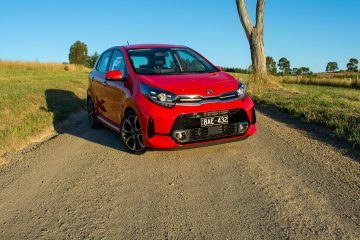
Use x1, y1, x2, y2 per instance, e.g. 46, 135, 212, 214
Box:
127, 41, 130, 45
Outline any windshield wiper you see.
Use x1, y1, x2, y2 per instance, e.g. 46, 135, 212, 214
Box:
180, 70, 213, 74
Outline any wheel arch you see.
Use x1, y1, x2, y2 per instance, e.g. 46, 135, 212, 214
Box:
87, 90, 94, 103
124, 106, 135, 114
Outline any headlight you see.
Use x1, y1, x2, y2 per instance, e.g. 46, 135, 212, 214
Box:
140, 83, 177, 108
236, 80, 247, 100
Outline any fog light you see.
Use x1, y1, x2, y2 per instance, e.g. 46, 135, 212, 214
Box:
238, 122, 249, 134
173, 130, 188, 142
176, 132, 185, 140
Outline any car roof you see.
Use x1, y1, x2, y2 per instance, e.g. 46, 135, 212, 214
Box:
121, 44, 186, 50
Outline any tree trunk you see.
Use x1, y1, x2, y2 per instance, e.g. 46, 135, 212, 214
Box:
236, 0, 267, 82
249, 31, 267, 81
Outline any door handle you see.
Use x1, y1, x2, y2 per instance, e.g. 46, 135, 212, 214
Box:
91, 76, 95, 80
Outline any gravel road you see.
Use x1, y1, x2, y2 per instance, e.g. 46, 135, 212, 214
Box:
0, 108, 359, 239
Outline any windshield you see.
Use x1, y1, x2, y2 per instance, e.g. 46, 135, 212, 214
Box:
126, 48, 218, 75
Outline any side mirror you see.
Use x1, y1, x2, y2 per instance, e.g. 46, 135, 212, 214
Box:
215, 66, 222, 71
105, 70, 125, 81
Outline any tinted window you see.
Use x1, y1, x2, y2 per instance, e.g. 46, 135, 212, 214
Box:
126, 48, 216, 75
109, 50, 125, 73
177, 50, 206, 72
97, 51, 112, 74
131, 56, 148, 68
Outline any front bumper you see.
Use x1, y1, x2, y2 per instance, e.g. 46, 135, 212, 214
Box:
137, 94, 256, 149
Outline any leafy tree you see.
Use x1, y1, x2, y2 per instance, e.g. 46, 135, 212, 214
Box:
291, 68, 299, 75
326, 62, 338, 72
347, 58, 359, 72
87, 52, 99, 68
292, 67, 311, 75
236, 0, 267, 80
266, 56, 277, 75
278, 57, 290, 75
299, 67, 310, 75
69, 41, 88, 65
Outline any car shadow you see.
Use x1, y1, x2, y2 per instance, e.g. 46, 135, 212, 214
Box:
255, 103, 360, 162
44, 89, 128, 152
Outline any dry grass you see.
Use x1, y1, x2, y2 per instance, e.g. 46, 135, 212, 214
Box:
281, 75, 360, 89
230, 71, 360, 89
0, 60, 90, 72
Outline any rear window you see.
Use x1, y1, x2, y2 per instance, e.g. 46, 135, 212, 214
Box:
131, 56, 148, 68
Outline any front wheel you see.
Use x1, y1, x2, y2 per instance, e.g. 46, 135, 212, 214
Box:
120, 111, 146, 154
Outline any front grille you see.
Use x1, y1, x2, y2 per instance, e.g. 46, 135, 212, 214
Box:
185, 109, 239, 118
171, 109, 250, 144
172, 109, 249, 131
187, 123, 240, 142
176, 91, 238, 105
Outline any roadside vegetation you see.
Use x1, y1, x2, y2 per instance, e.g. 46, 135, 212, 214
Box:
0, 57, 358, 155
231, 72, 360, 148
280, 74, 359, 89
0, 61, 89, 154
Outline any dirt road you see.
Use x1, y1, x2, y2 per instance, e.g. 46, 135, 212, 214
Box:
0, 109, 359, 239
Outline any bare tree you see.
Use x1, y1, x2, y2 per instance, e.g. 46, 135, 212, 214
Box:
236, 0, 267, 81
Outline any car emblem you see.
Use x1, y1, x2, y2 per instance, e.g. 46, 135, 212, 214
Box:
206, 89, 213, 94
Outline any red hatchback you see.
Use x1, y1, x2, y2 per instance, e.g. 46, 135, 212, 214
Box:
87, 44, 256, 154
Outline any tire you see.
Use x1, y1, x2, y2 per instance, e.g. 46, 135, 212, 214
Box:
120, 111, 146, 154
87, 98, 101, 129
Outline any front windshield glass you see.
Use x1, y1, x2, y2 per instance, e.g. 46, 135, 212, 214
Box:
126, 48, 218, 75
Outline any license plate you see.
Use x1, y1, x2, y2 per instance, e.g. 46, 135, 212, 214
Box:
201, 115, 228, 127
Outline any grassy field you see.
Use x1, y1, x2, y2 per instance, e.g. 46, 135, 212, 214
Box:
0, 62, 358, 154
0, 61, 89, 154
231, 73, 360, 147
231, 72, 360, 88
281, 75, 359, 89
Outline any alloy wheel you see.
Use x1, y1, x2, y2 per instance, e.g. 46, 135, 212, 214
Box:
121, 113, 145, 153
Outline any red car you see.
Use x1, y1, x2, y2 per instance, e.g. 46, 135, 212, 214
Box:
87, 44, 256, 154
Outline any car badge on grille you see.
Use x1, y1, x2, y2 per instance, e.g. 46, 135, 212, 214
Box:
206, 89, 213, 94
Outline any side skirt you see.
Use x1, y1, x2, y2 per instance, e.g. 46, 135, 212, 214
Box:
96, 115, 120, 133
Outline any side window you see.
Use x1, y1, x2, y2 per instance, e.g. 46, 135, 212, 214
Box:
109, 50, 125, 73
96, 51, 112, 74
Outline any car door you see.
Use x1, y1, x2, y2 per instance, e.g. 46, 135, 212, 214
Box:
90, 50, 113, 119
105, 49, 127, 125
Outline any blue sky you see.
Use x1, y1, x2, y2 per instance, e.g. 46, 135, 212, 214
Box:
0, 0, 359, 72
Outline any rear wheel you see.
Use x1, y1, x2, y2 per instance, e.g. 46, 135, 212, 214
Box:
120, 111, 146, 154
87, 98, 101, 129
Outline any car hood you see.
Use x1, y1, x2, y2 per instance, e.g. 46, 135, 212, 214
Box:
137, 71, 238, 96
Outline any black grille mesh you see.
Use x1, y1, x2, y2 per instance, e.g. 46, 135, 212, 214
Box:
171, 109, 250, 143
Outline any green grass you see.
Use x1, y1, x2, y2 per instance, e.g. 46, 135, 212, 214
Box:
0, 61, 89, 154
0, 63, 358, 153
249, 83, 360, 147
229, 72, 360, 147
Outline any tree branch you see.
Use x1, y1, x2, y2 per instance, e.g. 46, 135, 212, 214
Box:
255, 0, 265, 34
236, 0, 254, 41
